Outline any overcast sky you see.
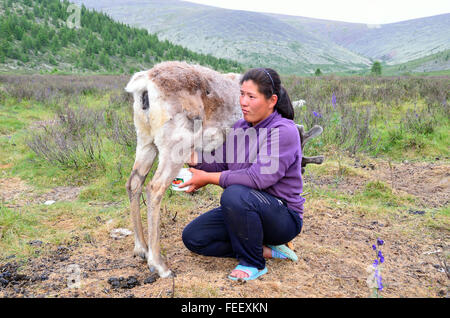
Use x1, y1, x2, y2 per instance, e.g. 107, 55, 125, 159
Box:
183, 0, 450, 24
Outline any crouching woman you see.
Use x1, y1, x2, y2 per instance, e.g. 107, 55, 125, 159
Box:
180, 67, 305, 281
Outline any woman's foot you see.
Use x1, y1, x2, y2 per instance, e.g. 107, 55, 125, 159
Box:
266, 244, 298, 262
228, 265, 268, 281
229, 268, 250, 280
263, 245, 275, 258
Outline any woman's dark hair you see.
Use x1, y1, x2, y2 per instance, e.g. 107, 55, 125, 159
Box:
240, 68, 294, 120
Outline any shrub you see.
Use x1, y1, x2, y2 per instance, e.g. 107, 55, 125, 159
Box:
104, 108, 136, 149
26, 105, 106, 169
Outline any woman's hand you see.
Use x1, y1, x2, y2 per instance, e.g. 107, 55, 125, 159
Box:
179, 168, 221, 193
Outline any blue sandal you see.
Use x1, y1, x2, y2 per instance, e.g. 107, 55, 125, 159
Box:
267, 244, 298, 262
228, 265, 268, 281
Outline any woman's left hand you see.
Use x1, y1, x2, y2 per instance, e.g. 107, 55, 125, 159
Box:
179, 168, 211, 193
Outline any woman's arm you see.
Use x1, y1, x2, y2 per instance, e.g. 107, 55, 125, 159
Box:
179, 168, 221, 193
189, 147, 228, 173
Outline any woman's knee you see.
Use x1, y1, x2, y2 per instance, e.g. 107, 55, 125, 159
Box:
182, 223, 201, 253
220, 184, 250, 211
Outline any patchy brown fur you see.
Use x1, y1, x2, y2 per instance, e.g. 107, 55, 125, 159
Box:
201, 90, 225, 124
148, 62, 211, 95
148, 61, 225, 123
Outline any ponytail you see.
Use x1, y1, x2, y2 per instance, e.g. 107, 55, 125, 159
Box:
276, 86, 294, 120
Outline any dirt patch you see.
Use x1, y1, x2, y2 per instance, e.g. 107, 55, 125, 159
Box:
305, 159, 450, 209
0, 177, 33, 204
374, 161, 450, 208
35, 186, 82, 203
0, 204, 448, 298
0, 160, 449, 298
0, 177, 82, 208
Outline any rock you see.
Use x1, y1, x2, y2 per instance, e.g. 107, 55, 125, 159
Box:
31, 274, 49, 282
110, 228, 133, 239
144, 274, 158, 284
408, 209, 425, 215
13, 274, 29, 282
108, 276, 140, 289
107, 277, 121, 289
0, 277, 8, 287
56, 246, 70, 255
123, 276, 140, 289
28, 240, 43, 247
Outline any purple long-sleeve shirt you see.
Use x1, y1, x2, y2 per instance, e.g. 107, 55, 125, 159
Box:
195, 110, 305, 218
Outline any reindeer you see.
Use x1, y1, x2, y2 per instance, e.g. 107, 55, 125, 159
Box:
124, 61, 324, 278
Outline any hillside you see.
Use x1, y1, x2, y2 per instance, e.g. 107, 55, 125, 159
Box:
272, 13, 450, 65
71, 0, 372, 75
381, 49, 450, 76
72, 0, 450, 75
0, 0, 243, 74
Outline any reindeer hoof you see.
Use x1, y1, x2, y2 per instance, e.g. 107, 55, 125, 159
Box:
133, 246, 148, 261
147, 261, 172, 278
159, 269, 173, 278
134, 252, 147, 261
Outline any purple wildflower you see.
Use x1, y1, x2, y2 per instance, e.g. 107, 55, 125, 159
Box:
332, 93, 336, 109
370, 238, 385, 294
313, 111, 322, 118
375, 269, 383, 290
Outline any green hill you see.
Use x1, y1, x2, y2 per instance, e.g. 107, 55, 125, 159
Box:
381, 49, 450, 76
271, 13, 450, 67
72, 0, 450, 75
0, 0, 243, 74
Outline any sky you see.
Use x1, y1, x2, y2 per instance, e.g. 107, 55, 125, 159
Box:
183, 0, 450, 24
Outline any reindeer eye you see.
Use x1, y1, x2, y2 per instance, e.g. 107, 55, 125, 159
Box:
142, 91, 149, 110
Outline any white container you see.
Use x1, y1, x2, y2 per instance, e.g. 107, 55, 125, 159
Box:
171, 168, 193, 191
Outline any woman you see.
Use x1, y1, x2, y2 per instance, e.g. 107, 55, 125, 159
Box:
180, 68, 305, 281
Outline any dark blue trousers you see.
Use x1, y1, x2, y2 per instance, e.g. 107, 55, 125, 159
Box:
182, 184, 303, 270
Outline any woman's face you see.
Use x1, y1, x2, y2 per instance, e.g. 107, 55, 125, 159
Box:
240, 80, 277, 126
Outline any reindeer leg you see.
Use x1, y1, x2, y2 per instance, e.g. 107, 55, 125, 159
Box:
145, 148, 187, 278
126, 142, 158, 261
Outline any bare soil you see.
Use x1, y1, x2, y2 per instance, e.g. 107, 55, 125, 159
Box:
1, 159, 449, 298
